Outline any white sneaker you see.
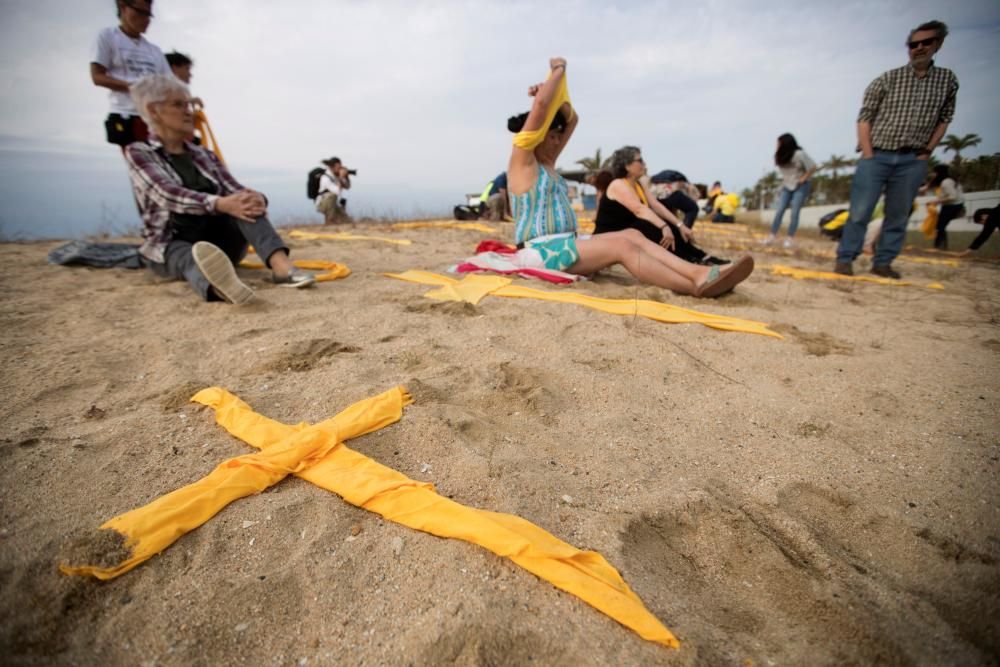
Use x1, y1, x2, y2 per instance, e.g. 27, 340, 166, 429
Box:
762, 234, 776, 246
782, 237, 795, 249
192, 241, 255, 305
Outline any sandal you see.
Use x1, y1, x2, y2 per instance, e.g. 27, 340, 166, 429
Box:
695, 255, 754, 298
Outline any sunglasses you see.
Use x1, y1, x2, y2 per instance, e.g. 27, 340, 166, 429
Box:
632, 156, 645, 164
907, 36, 936, 49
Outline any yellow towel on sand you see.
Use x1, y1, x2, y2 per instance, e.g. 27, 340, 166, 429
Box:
289, 230, 413, 246
513, 72, 573, 150
239, 258, 350, 282
61, 387, 678, 649
385, 271, 781, 338
765, 264, 944, 290
390, 221, 498, 233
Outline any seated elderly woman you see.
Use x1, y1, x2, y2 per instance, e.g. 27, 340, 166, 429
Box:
125, 74, 314, 304
594, 150, 729, 266
507, 58, 752, 298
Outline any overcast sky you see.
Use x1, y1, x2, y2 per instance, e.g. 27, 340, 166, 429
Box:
1, 0, 998, 238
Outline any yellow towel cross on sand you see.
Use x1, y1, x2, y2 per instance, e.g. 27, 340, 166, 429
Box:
385, 270, 782, 338
59, 387, 679, 649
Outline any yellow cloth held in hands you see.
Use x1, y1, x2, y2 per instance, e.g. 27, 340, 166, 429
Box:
385, 270, 781, 338
923, 200, 939, 240
239, 258, 350, 282
390, 221, 497, 233
289, 229, 413, 246
512, 72, 573, 150
61, 387, 679, 648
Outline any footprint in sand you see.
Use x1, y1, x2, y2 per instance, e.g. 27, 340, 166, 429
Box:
262, 339, 360, 372
404, 301, 479, 317
771, 323, 853, 356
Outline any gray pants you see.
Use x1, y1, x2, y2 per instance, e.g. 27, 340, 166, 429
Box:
147, 215, 288, 300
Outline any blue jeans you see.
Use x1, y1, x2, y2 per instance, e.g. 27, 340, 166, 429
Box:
836, 151, 928, 266
770, 181, 811, 236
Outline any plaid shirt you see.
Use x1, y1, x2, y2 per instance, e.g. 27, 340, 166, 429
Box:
858, 62, 958, 151
125, 134, 246, 263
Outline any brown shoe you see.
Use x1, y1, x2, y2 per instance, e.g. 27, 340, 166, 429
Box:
833, 262, 854, 276
871, 264, 901, 280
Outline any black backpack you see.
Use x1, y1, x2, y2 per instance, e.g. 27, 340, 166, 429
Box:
818, 208, 849, 239
307, 167, 325, 200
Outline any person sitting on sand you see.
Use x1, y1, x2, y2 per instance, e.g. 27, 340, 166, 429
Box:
506, 58, 752, 298
125, 74, 315, 303
710, 191, 740, 223
648, 169, 701, 229
594, 147, 729, 266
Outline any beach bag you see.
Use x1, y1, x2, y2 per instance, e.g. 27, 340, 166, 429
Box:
306, 167, 325, 200
818, 208, 849, 239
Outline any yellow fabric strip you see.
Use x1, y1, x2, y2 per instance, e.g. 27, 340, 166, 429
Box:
513, 73, 572, 150
191, 388, 679, 648
764, 264, 944, 290
289, 229, 413, 246
385, 271, 782, 338
239, 258, 351, 282
58, 386, 411, 580
192, 109, 226, 165
633, 182, 648, 206
390, 221, 497, 233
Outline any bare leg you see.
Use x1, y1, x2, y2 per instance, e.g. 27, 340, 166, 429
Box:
571, 230, 712, 295
268, 250, 294, 278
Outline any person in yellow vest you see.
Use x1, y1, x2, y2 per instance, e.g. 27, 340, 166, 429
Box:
711, 192, 740, 223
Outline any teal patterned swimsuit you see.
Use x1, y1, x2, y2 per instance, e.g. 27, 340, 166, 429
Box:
511, 166, 580, 271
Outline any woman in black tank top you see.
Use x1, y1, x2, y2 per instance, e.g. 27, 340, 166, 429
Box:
594, 147, 728, 265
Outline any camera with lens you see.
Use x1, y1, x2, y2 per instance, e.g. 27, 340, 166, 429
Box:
346, 168, 358, 176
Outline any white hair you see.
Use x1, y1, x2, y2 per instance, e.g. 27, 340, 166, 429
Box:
129, 74, 189, 125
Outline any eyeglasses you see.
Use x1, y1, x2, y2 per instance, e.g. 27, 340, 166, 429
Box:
907, 36, 936, 49
632, 156, 645, 164
123, 2, 154, 18
160, 99, 194, 112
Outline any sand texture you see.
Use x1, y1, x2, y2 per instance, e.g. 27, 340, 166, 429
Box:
1, 220, 998, 666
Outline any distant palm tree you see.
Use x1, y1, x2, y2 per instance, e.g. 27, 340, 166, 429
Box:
758, 171, 781, 208
575, 148, 603, 173
822, 154, 855, 180
941, 133, 982, 167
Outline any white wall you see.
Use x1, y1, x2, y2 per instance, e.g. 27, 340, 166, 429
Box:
757, 190, 1000, 232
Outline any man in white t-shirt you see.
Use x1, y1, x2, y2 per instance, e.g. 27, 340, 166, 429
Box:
90, 0, 170, 150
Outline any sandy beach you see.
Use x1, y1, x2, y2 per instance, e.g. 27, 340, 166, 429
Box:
1, 218, 998, 666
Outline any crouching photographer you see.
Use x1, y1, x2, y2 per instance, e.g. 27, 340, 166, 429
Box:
313, 157, 356, 224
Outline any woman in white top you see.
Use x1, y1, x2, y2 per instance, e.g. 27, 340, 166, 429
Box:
765, 133, 817, 248
927, 164, 965, 250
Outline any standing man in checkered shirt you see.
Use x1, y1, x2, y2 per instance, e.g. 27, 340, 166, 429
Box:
834, 20, 958, 279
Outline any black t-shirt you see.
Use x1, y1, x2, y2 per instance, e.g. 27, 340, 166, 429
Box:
165, 151, 217, 194
164, 150, 221, 236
